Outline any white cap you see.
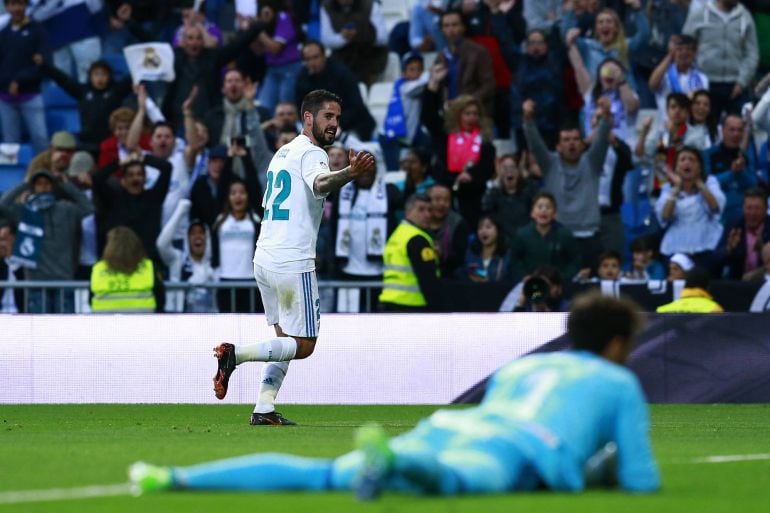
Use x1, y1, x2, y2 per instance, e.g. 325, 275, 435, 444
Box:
670, 253, 694, 272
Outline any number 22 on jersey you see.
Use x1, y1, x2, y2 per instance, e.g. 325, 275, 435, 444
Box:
263, 170, 291, 221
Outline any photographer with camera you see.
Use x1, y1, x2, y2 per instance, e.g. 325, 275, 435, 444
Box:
514, 265, 568, 313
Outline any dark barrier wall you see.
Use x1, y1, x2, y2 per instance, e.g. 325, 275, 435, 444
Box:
457, 280, 768, 312
453, 314, 770, 404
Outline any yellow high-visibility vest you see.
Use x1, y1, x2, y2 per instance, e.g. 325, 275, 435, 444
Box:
656, 288, 724, 313
90, 259, 156, 313
379, 221, 438, 307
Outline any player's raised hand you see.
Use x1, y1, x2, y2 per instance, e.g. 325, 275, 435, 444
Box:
348, 149, 376, 177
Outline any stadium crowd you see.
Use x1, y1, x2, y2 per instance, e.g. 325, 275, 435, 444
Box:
1, 0, 770, 314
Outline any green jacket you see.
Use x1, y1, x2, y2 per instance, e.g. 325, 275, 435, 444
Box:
509, 221, 581, 280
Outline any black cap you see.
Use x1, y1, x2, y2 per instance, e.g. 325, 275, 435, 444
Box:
209, 145, 228, 159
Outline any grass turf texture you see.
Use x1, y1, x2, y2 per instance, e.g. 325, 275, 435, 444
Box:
1, 404, 769, 513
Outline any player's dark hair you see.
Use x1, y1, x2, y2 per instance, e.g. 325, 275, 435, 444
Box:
568, 292, 643, 355
300, 89, 342, 118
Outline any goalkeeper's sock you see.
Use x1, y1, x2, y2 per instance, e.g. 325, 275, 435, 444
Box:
173, 453, 332, 491
235, 338, 297, 364
254, 361, 289, 414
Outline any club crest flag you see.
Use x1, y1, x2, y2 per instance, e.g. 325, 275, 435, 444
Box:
123, 43, 176, 85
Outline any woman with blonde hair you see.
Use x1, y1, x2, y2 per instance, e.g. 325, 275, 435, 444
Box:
90, 226, 164, 313
422, 66, 496, 228
564, 4, 649, 90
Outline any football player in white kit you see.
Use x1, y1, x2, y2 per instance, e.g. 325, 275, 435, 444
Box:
212, 89, 376, 425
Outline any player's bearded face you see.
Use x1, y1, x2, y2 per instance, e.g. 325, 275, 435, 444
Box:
312, 117, 336, 146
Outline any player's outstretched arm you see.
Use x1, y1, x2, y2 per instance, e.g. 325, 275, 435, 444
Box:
313, 150, 376, 195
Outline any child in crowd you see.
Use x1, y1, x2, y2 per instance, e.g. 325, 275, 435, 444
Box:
623, 236, 666, 281
509, 192, 581, 283
462, 215, 511, 282
596, 250, 622, 280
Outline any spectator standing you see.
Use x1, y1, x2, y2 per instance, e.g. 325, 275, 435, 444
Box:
522, 97, 612, 271
189, 144, 231, 228
508, 192, 581, 283
97, 107, 151, 167
433, 10, 495, 115
409, 0, 448, 52
332, 167, 400, 312
35, 57, 133, 155
171, 0, 222, 49
703, 113, 757, 226
422, 87, 496, 229
157, 199, 218, 313
481, 153, 536, 247
511, 29, 564, 149
379, 192, 445, 311
394, 148, 435, 198
378, 51, 430, 172
655, 146, 725, 269
25, 130, 77, 181
29, 0, 102, 83
0, 169, 93, 313
254, 0, 304, 113
682, 0, 758, 120
0, 0, 49, 152
427, 183, 470, 280
91, 152, 172, 265
294, 40, 376, 141
210, 144, 263, 313
320, 0, 388, 85
648, 35, 708, 120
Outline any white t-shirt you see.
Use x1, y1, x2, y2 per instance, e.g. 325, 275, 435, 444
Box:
253, 134, 330, 273
219, 215, 256, 279
145, 151, 191, 241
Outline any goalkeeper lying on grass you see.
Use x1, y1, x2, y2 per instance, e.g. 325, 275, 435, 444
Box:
129, 292, 660, 499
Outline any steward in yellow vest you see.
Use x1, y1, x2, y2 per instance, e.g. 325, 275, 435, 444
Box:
91, 258, 157, 312
90, 226, 162, 313
656, 267, 723, 313
379, 193, 444, 311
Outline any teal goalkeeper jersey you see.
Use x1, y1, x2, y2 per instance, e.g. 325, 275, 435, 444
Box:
425, 351, 661, 492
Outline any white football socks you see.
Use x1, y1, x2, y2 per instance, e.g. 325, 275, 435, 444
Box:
254, 361, 289, 414
235, 337, 297, 364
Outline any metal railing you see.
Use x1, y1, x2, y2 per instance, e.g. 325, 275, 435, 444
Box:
0, 280, 384, 314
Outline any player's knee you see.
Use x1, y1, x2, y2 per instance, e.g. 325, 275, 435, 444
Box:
294, 338, 316, 359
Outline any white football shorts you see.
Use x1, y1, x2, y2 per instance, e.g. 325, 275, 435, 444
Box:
253, 262, 320, 338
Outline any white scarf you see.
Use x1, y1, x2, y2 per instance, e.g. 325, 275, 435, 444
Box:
335, 176, 388, 258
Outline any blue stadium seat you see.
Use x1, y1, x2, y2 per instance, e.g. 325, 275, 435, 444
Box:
0, 166, 26, 194
17, 143, 34, 166
46, 108, 81, 135
100, 53, 131, 82
42, 82, 77, 108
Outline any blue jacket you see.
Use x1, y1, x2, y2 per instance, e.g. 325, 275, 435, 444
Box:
703, 144, 758, 226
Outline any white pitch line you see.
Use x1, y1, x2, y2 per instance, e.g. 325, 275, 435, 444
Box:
0, 483, 132, 504
691, 453, 770, 464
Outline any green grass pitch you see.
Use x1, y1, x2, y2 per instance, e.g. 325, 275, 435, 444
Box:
1, 404, 769, 513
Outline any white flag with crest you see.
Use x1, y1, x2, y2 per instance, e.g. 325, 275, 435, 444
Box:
123, 43, 176, 85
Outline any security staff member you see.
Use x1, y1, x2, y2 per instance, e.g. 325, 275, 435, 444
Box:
656, 267, 723, 313
90, 226, 164, 313
379, 193, 445, 312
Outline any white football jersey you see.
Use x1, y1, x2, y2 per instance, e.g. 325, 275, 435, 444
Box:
253, 134, 330, 273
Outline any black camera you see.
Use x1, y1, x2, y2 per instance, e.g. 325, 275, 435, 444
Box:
524, 276, 550, 305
